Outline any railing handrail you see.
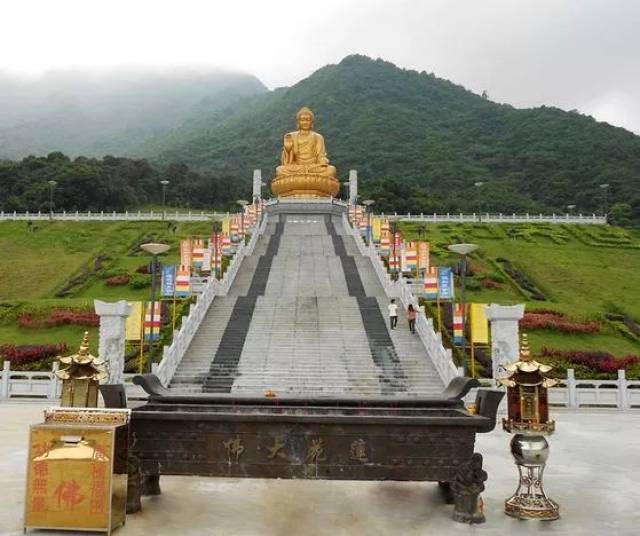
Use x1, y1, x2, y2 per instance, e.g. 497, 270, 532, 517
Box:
154, 214, 268, 386
0, 209, 605, 224
341, 214, 458, 386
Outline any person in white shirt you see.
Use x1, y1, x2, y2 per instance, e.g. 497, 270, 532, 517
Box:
388, 299, 398, 330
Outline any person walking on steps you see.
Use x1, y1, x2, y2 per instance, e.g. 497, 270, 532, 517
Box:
388, 299, 398, 330
407, 303, 417, 334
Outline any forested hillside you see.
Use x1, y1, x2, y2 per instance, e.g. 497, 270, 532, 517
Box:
0, 68, 266, 159
141, 55, 640, 219
1, 55, 639, 221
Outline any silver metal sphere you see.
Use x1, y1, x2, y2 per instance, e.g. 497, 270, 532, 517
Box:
510, 434, 549, 466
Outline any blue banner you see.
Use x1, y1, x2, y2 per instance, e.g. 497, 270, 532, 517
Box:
161, 265, 176, 297
438, 267, 455, 300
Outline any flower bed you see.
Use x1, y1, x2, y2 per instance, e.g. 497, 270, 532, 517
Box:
0, 343, 68, 366
18, 309, 99, 329
540, 347, 639, 378
520, 310, 600, 333
106, 274, 130, 286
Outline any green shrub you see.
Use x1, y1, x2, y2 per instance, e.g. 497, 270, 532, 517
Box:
128, 273, 151, 289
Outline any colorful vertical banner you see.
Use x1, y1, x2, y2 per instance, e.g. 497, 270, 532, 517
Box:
202, 244, 212, 272
222, 216, 231, 236
125, 301, 143, 341
221, 233, 233, 255
424, 266, 439, 300
417, 242, 430, 274
403, 241, 417, 273
372, 217, 382, 243
179, 239, 192, 269
161, 265, 176, 297
191, 239, 205, 270
438, 267, 455, 300
452, 303, 464, 344
143, 302, 162, 341
470, 303, 490, 344
175, 266, 191, 297
380, 220, 391, 255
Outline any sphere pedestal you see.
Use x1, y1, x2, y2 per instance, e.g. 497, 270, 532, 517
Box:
506, 434, 559, 520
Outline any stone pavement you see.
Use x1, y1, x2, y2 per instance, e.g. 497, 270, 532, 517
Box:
2, 402, 638, 535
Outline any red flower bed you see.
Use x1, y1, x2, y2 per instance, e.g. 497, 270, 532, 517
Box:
0, 343, 68, 365
480, 278, 502, 289
540, 347, 639, 374
520, 311, 600, 333
18, 309, 99, 329
106, 274, 130, 286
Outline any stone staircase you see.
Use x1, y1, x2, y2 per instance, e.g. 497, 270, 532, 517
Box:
171, 212, 444, 397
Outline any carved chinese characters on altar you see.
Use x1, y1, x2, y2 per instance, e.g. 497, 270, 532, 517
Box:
25, 427, 112, 530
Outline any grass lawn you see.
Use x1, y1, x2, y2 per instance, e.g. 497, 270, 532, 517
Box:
399, 222, 640, 357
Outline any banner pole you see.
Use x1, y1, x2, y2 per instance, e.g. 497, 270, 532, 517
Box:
470, 341, 476, 378
436, 295, 442, 332
172, 286, 177, 332
138, 301, 145, 374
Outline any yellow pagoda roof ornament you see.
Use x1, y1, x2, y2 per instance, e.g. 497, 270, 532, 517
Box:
499, 334, 558, 388
56, 331, 107, 381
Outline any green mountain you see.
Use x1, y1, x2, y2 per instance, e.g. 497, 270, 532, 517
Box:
141, 55, 640, 217
0, 68, 266, 159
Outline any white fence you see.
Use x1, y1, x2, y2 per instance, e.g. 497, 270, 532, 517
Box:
0, 210, 227, 221
383, 212, 606, 224
342, 214, 460, 386
0, 208, 605, 225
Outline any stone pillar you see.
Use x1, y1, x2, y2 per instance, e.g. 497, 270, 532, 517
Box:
252, 169, 262, 203
484, 304, 525, 380
95, 300, 132, 385
349, 170, 358, 204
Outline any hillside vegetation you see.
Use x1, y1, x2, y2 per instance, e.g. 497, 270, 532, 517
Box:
0, 68, 266, 159
1, 56, 638, 221
0, 220, 638, 367
140, 55, 640, 220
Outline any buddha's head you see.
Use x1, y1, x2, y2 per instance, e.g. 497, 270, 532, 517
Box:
296, 107, 314, 131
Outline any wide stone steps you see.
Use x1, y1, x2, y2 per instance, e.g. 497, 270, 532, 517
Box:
169, 213, 446, 398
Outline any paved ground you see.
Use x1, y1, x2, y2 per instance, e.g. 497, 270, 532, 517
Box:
1, 402, 638, 536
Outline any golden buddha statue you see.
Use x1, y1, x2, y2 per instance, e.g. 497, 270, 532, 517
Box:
271, 107, 340, 198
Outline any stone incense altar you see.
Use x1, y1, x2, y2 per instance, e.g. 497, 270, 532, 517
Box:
128, 375, 502, 524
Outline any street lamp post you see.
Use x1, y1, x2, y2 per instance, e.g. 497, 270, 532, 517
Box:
47, 180, 57, 220
363, 199, 375, 245
160, 180, 169, 221
599, 183, 610, 221
447, 243, 479, 376
474, 182, 484, 223
140, 242, 170, 373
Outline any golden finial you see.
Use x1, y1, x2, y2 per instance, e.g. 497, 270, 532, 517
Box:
519, 334, 532, 362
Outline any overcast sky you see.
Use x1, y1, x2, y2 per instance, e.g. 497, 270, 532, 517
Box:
3, 0, 639, 133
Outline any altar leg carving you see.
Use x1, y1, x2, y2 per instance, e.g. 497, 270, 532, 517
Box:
141, 463, 162, 496
126, 453, 142, 514
451, 453, 487, 524
438, 481, 454, 504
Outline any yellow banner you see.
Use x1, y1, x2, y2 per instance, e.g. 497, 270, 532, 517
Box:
372, 217, 382, 242
125, 301, 143, 341
470, 303, 489, 344
222, 216, 231, 235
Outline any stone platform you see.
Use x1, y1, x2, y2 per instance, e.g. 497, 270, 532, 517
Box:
2, 402, 638, 535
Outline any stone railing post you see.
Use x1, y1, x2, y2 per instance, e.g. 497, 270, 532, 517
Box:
618, 369, 628, 409
49, 362, 60, 400
1, 361, 10, 399
567, 369, 577, 408
94, 300, 132, 385
485, 304, 525, 380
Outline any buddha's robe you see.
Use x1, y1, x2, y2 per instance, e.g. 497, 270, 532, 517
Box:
276, 130, 337, 178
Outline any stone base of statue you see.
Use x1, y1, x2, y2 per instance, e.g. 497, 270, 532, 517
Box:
505, 434, 560, 521
271, 174, 340, 198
